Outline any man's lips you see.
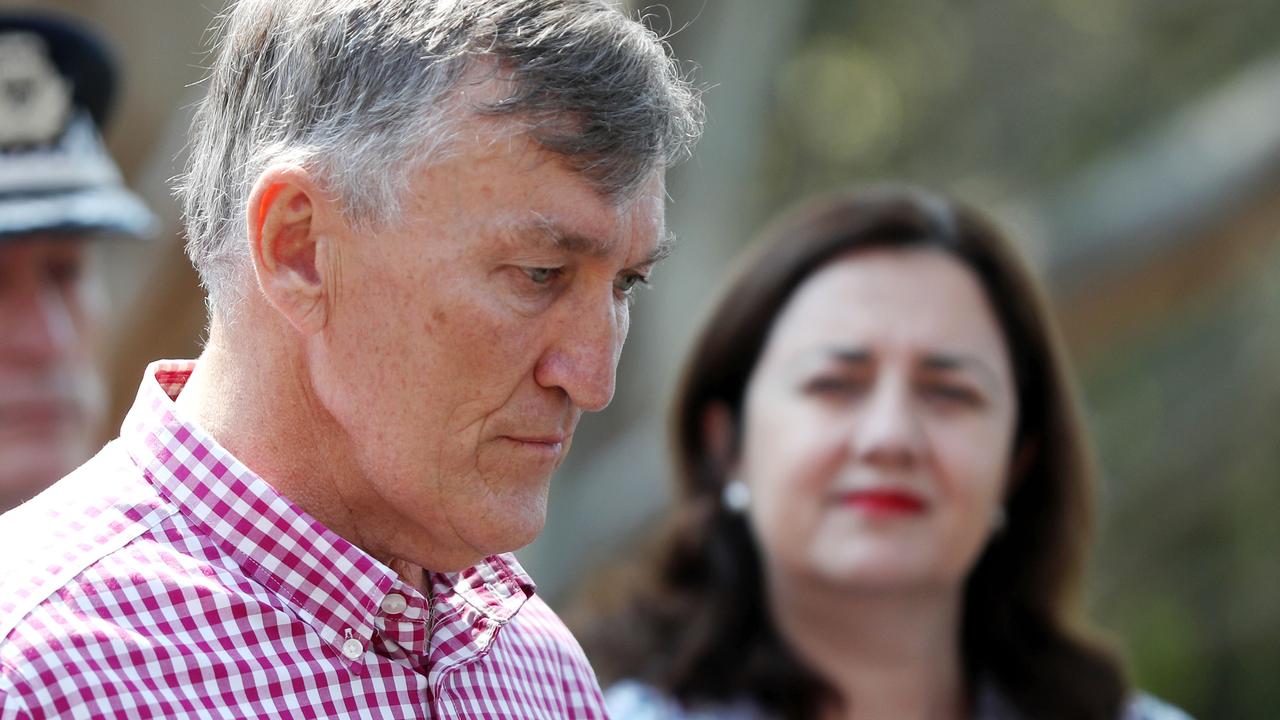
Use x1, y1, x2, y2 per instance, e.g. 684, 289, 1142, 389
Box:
837, 488, 928, 515
501, 434, 568, 453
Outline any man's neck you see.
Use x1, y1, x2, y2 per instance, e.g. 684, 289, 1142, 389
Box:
173, 319, 420, 587
766, 570, 969, 720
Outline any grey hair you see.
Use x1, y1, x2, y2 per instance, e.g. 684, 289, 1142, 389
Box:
175, 0, 703, 316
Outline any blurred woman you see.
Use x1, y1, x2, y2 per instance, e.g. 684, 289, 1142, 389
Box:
585, 186, 1189, 720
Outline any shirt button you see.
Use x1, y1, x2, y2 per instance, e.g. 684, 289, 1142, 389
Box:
341, 637, 364, 660
380, 593, 408, 615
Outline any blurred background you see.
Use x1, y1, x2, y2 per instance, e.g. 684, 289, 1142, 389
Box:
8, 0, 1277, 716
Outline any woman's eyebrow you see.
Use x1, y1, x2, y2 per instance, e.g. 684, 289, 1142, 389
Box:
814, 348, 1002, 387
920, 353, 1002, 388
826, 347, 873, 365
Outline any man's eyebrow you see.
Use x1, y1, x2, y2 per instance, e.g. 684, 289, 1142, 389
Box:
549, 229, 616, 258
519, 214, 675, 267
642, 231, 676, 267
517, 214, 614, 258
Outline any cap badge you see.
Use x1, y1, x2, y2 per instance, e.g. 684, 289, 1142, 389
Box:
0, 32, 72, 147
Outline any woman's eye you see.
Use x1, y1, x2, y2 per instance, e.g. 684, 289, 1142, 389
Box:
922, 383, 981, 407
803, 377, 864, 396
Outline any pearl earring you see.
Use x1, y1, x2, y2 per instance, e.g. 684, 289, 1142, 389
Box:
722, 480, 751, 513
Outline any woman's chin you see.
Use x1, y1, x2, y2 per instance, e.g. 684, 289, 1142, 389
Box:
806, 548, 954, 594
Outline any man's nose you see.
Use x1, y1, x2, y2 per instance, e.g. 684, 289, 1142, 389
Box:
851, 379, 925, 469
533, 290, 624, 413
1, 283, 79, 364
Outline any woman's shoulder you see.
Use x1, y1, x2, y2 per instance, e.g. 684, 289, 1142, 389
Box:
605, 680, 1192, 720
1122, 692, 1195, 720
604, 680, 685, 720
977, 682, 1192, 720
604, 680, 770, 720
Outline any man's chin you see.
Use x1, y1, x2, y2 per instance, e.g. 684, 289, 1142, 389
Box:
484, 507, 548, 554
428, 524, 545, 573
461, 501, 549, 563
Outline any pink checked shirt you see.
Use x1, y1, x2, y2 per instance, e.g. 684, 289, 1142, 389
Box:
0, 360, 608, 718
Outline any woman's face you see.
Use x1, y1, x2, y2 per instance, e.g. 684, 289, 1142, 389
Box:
736, 247, 1018, 594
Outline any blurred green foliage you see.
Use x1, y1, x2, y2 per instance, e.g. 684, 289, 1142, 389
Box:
1085, 241, 1280, 716
758, 0, 1280, 213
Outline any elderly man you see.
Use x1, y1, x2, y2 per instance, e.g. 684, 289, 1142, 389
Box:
0, 14, 155, 514
0, 0, 700, 717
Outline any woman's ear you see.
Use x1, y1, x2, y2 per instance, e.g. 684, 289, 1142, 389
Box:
702, 401, 740, 476
1007, 435, 1039, 495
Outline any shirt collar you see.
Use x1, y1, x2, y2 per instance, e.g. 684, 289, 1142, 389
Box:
121, 359, 536, 665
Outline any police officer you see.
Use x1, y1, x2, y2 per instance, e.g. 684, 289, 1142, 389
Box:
0, 13, 155, 512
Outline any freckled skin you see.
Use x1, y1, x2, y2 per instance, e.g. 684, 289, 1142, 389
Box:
306, 123, 667, 569
738, 248, 1018, 594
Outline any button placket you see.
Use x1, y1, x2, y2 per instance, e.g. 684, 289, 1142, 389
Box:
380, 592, 408, 615
340, 628, 364, 660
375, 590, 432, 659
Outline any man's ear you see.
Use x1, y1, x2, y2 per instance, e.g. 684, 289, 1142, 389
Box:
246, 165, 334, 335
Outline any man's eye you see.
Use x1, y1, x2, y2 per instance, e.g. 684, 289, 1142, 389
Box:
524, 267, 562, 285
614, 272, 649, 297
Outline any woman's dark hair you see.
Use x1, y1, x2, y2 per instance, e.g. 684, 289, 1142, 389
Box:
581, 185, 1128, 719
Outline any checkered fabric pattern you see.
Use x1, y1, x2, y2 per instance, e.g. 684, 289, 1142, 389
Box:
0, 360, 608, 718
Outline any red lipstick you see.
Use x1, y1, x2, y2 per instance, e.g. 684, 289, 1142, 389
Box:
839, 489, 926, 515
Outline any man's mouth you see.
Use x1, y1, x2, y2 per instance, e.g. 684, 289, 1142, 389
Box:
501, 434, 567, 455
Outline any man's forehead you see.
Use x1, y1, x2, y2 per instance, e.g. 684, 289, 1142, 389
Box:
607, 170, 668, 248
430, 119, 670, 260
625, 170, 667, 218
